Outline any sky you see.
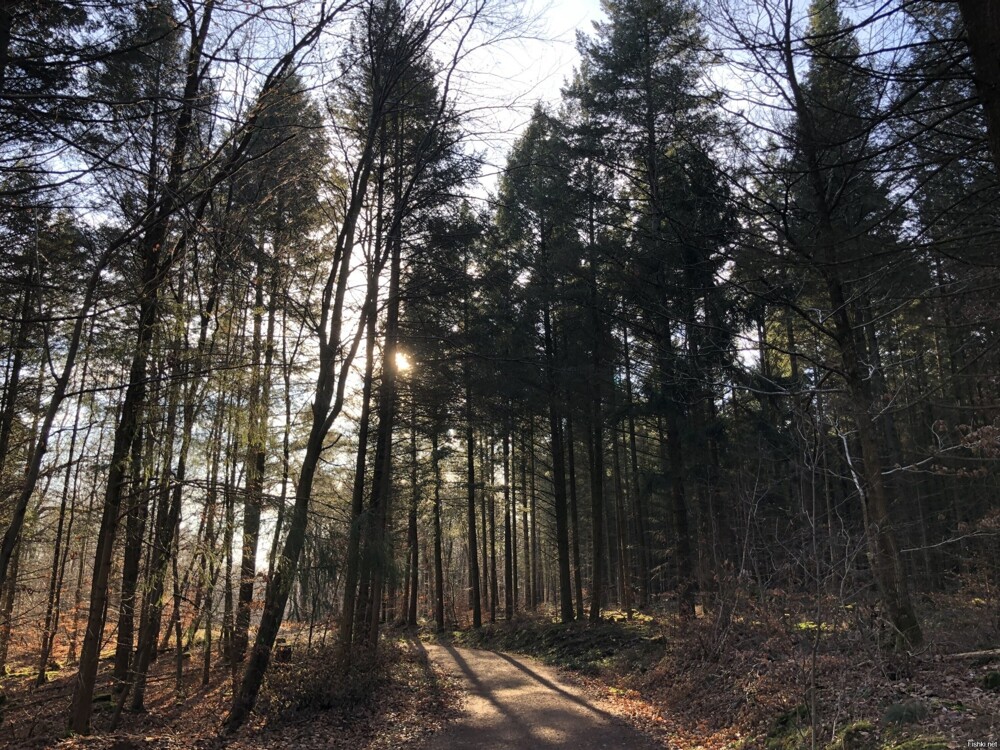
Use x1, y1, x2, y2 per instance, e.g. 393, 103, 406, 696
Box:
460, 0, 606, 188
514, 0, 604, 106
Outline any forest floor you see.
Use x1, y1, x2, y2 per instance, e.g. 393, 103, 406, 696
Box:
0, 594, 998, 749
443, 593, 1000, 749
0, 633, 457, 749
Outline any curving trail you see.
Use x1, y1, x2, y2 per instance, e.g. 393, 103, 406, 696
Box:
417, 642, 661, 750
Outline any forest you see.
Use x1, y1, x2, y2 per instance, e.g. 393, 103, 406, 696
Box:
0, 0, 998, 747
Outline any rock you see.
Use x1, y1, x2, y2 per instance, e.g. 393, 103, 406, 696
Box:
882, 700, 927, 726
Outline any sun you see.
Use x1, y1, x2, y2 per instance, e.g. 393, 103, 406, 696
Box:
395, 351, 412, 371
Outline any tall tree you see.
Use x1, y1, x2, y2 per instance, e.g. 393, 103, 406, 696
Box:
571, 0, 725, 618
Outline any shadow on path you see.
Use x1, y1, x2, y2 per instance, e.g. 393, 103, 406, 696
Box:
420, 642, 658, 750
492, 650, 614, 720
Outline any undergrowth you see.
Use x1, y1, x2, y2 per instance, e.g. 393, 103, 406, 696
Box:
429, 595, 998, 750
439, 610, 665, 676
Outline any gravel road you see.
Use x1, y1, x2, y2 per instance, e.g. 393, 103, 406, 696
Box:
418, 642, 660, 749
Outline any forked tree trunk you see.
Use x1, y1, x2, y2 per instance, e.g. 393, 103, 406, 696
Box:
112, 422, 148, 688
340, 263, 378, 654
235, 262, 276, 662
362, 211, 404, 649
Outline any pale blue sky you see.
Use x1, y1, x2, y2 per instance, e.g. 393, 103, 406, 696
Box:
461, 0, 605, 186
523, 0, 605, 104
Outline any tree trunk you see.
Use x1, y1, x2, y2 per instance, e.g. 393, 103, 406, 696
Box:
130, 356, 192, 712
112, 422, 148, 688
339, 264, 378, 653
488, 442, 499, 624
503, 431, 514, 620
201, 413, 223, 686
221, 425, 237, 662
362, 208, 404, 649
612, 420, 632, 618
566, 417, 585, 621
406, 404, 419, 628
69, 4, 217, 731
510, 429, 518, 612
779, 17, 923, 648
622, 323, 649, 606
234, 264, 272, 662
521, 432, 532, 612
542, 303, 574, 623
432, 430, 445, 631
36, 342, 91, 686
0, 541, 20, 674
588, 365, 606, 622
958, 0, 1000, 172
528, 423, 540, 610
660, 372, 696, 620
465, 361, 482, 629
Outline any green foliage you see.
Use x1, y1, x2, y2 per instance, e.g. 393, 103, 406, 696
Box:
236, 73, 329, 242
0, 0, 89, 151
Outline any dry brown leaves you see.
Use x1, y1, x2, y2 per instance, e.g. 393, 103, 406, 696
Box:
0, 632, 460, 750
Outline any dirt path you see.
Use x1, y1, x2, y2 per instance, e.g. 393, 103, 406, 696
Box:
417, 642, 662, 749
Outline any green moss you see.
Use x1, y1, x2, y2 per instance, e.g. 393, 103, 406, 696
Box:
825, 720, 877, 750
882, 738, 948, 750
794, 620, 835, 633
1, 665, 33, 679
765, 727, 813, 750
764, 705, 813, 750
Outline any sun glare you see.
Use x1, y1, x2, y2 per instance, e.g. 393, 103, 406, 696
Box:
395, 352, 411, 371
